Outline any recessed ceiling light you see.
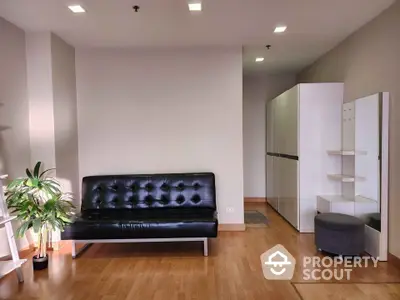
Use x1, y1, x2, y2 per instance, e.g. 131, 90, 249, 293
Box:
274, 25, 287, 33
188, 2, 202, 11
68, 5, 86, 13
255, 57, 265, 62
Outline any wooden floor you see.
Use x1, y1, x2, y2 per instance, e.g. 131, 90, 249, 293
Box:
1, 203, 400, 300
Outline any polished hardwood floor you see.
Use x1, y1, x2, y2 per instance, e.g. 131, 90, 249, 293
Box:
1, 203, 400, 300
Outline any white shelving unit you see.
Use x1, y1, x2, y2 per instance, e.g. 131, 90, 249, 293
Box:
317, 195, 355, 214
317, 195, 378, 217
319, 93, 389, 261
0, 175, 26, 283
327, 150, 367, 156
327, 174, 365, 183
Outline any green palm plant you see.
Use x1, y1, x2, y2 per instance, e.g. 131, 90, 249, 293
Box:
5, 162, 75, 259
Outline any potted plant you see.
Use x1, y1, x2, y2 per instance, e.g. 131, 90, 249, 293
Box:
5, 162, 75, 270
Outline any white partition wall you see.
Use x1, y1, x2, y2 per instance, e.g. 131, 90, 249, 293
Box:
266, 83, 343, 232
298, 84, 343, 232
355, 93, 388, 261
342, 102, 356, 151
268, 87, 389, 258
379, 92, 389, 261
354, 94, 380, 203
316, 92, 389, 261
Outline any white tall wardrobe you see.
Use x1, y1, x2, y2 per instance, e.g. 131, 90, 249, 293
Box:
266, 83, 344, 232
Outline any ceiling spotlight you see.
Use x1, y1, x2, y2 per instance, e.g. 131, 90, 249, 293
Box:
274, 25, 287, 33
188, 2, 202, 11
68, 5, 86, 13
255, 57, 265, 62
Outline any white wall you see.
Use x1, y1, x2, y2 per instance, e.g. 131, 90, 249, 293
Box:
26, 33, 56, 170
51, 33, 80, 198
0, 17, 31, 256
76, 48, 244, 224
24, 32, 80, 246
26, 32, 80, 196
242, 74, 296, 198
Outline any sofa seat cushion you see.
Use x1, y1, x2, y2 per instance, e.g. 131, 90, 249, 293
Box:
61, 209, 218, 240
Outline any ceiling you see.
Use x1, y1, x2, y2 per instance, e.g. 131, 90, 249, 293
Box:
0, 0, 394, 74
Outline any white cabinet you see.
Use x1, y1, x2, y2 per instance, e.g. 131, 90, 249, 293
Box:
266, 101, 274, 153
273, 97, 284, 154
266, 155, 277, 210
266, 83, 344, 232
280, 86, 299, 156
279, 158, 298, 228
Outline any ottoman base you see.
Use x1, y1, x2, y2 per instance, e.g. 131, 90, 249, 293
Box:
315, 213, 365, 256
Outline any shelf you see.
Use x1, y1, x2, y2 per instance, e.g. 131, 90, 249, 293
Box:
0, 174, 8, 180
327, 150, 367, 156
327, 174, 365, 182
317, 195, 356, 215
318, 195, 377, 204
0, 216, 17, 225
317, 195, 379, 217
354, 196, 379, 203
0, 259, 27, 278
318, 195, 354, 203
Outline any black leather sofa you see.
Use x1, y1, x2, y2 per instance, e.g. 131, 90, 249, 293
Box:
61, 173, 218, 257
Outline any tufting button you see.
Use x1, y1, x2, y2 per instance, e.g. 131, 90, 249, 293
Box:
176, 195, 185, 204
129, 184, 138, 192
144, 195, 154, 205
160, 195, 170, 205
112, 198, 119, 203
145, 183, 154, 192
160, 183, 170, 192
193, 183, 201, 190
176, 183, 185, 191
191, 194, 201, 204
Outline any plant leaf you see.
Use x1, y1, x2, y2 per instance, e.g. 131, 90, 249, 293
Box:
40, 168, 56, 178
33, 162, 41, 178
32, 219, 42, 233
7, 178, 24, 190
26, 168, 33, 179
31, 178, 39, 187
6, 162, 75, 235
16, 221, 31, 238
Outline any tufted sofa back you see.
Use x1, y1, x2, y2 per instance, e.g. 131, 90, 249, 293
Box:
81, 173, 216, 211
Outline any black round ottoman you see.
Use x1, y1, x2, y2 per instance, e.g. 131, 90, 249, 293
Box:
314, 213, 365, 256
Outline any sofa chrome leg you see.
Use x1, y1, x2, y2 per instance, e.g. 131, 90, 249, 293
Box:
15, 267, 24, 283
72, 241, 76, 258
72, 241, 92, 259
203, 238, 209, 257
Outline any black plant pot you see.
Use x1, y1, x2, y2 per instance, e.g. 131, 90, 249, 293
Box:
33, 255, 48, 270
